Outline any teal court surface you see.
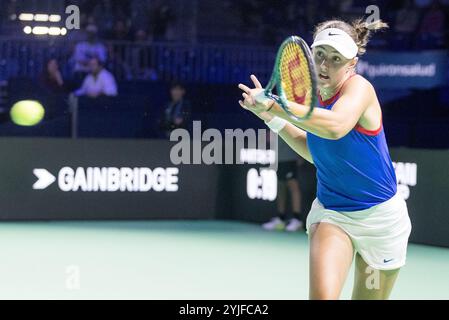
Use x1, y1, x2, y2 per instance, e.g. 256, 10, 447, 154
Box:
0, 220, 447, 299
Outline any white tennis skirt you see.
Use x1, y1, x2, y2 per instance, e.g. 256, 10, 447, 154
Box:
306, 192, 412, 270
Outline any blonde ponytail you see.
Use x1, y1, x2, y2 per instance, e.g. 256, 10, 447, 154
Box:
351, 18, 389, 55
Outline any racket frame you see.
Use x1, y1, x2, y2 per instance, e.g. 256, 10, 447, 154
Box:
264, 36, 317, 122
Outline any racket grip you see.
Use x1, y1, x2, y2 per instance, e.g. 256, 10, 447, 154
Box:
255, 91, 275, 110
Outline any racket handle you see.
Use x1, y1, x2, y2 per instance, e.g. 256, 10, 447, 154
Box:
263, 91, 283, 111
256, 90, 274, 104
253, 90, 276, 111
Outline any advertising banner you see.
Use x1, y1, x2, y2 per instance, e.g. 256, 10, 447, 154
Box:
0, 138, 447, 247
357, 51, 448, 89
0, 138, 220, 220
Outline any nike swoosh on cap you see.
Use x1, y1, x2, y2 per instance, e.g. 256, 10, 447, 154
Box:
328, 32, 341, 36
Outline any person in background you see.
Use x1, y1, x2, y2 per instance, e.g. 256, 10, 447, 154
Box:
38, 58, 72, 119
131, 28, 158, 80
107, 19, 132, 41
159, 82, 191, 138
74, 57, 118, 98
106, 20, 133, 80
416, 0, 447, 48
393, 0, 421, 49
39, 59, 70, 94
262, 138, 304, 232
150, 2, 176, 41
71, 24, 108, 82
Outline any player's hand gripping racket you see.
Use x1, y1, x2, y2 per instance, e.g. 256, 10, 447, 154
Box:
264, 36, 317, 121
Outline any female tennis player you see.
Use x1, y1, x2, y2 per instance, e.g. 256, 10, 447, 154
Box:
238, 19, 412, 300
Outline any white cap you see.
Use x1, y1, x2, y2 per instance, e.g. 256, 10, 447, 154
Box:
311, 28, 358, 59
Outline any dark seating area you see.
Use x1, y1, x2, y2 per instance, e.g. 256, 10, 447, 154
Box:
0, 77, 447, 148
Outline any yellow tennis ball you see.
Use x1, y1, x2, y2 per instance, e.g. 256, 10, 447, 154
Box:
10, 100, 45, 126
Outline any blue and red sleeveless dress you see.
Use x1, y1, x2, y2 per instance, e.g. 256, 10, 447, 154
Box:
306, 80, 397, 212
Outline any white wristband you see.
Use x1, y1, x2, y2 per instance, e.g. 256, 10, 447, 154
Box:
265, 117, 288, 134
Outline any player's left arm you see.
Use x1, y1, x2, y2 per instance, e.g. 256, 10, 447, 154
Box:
267, 76, 373, 139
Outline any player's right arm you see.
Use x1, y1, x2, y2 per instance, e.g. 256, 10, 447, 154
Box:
239, 75, 314, 164
248, 109, 314, 164
261, 111, 314, 164
278, 122, 314, 164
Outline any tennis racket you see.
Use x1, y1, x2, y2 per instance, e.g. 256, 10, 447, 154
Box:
264, 36, 317, 121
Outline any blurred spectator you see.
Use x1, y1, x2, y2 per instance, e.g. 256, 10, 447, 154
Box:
130, 0, 152, 33
107, 20, 132, 41
90, 0, 115, 36
150, 2, 176, 41
1, 0, 18, 36
416, 0, 447, 48
105, 20, 133, 79
65, 12, 89, 45
395, 0, 421, 32
37, 58, 73, 120
234, 0, 262, 29
71, 24, 108, 79
131, 29, 158, 80
159, 82, 191, 138
39, 59, 70, 94
75, 57, 118, 97
135, 28, 149, 42
393, 0, 421, 48
414, 0, 433, 7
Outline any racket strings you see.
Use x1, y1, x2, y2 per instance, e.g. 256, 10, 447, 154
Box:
279, 42, 313, 106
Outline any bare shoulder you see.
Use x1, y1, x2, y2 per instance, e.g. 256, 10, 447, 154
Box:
345, 75, 382, 130
341, 74, 375, 95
